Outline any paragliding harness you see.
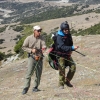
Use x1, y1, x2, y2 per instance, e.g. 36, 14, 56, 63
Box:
48, 32, 86, 70
48, 21, 69, 70
48, 47, 59, 70
48, 32, 72, 70
48, 33, 59, 70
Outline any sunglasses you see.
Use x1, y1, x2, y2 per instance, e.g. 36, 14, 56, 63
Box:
37, 30, 42, 32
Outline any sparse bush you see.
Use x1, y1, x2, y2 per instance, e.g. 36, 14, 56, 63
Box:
78, 23, 100, 35
85, 17, 89, 21
0, 52, 5, 61
0, 47, 6, 49
7, 50, 11, 52
5, 53, 13, 58
13, 35, 21, 41
13, 25, 24, 32
0, 39, 5, 44
13, 38, 18, 40
14, 36, 26, 53
78, 29, 82, 32
0, 26, 7, 33
70, 29, 77, 35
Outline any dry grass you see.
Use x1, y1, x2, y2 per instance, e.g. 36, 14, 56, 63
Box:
0, 61, 1, 66
0, 35, 100, 100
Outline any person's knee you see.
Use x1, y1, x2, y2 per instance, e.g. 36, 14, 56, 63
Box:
70, 64, 76, 72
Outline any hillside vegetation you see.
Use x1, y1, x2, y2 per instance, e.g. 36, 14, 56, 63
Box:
0, 26, 7, 33
21, 5, 77, 24
0, 1, 100, 24
13, 21, 100, 56
69, 0, 100, 4
0, 2, 53, 24
14, 25, 54, 54
71, 23, 100, 36
0, 1, 100, 58
20, 4, 100, 24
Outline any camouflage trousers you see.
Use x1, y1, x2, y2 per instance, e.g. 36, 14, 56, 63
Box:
58, 57, 76, 86
24, 56, 43, 89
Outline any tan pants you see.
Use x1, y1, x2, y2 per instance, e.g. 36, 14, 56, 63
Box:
24, 56, 43, 88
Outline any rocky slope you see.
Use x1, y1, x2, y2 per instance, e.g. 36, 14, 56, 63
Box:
0, 35, 100, 100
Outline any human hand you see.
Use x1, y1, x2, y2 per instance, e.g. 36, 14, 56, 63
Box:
31, 49, 36, 53
42, 48, 46, 53
42, 48, 46, 51
74, 46, 79, 50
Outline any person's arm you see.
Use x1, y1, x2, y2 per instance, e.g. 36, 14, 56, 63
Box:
41, 39, 47, 53
57, 35, 78, 53
22, 37, 35, 53
57, 35, 72, 52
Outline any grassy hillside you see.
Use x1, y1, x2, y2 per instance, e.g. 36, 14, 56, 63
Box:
73, 23, 100, 36
21, 5, 77, 24
14, 25, 55, 54
0, 2, 55, 24
13, 22, 100, 56
16, 5, 100, 24
0, 1, 100, 24
70, 0, 100, 4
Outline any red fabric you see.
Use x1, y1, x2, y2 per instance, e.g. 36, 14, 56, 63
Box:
48, 48, 53, 53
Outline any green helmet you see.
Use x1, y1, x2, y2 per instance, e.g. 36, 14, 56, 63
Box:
48, 48, 58, 70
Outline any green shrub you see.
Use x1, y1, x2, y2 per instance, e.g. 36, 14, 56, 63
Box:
78, 23, 100, 35
85, 17, 89, 21
14, 36, 26, 53
13, 25, 24, 32
5, 53, 13, 58
0, 26, 7, 33
0, 52, 5, 61
0, 39, 5, 44
14, 25, 33, 54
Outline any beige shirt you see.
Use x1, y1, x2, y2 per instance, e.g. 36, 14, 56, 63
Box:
22, 34, 46, 56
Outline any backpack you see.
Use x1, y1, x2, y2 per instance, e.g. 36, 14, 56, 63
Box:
48, 21, 71, 70
48, 32, 59, 70
51, 32, 58, 50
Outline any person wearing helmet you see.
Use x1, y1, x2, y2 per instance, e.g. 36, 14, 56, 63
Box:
56, 21, 79, 89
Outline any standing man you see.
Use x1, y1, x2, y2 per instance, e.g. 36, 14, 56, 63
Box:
22, 25, 46, 94
56, 21, 79, 89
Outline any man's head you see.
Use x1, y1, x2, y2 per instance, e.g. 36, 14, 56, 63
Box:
33, 25, 42, 37
60, 21, 69, 34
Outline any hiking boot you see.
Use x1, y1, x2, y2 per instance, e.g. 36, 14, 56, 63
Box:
65, 81, 73, 87
32, 87, 40, 92
59, 85, 64, 89
22, 87, 28, 95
